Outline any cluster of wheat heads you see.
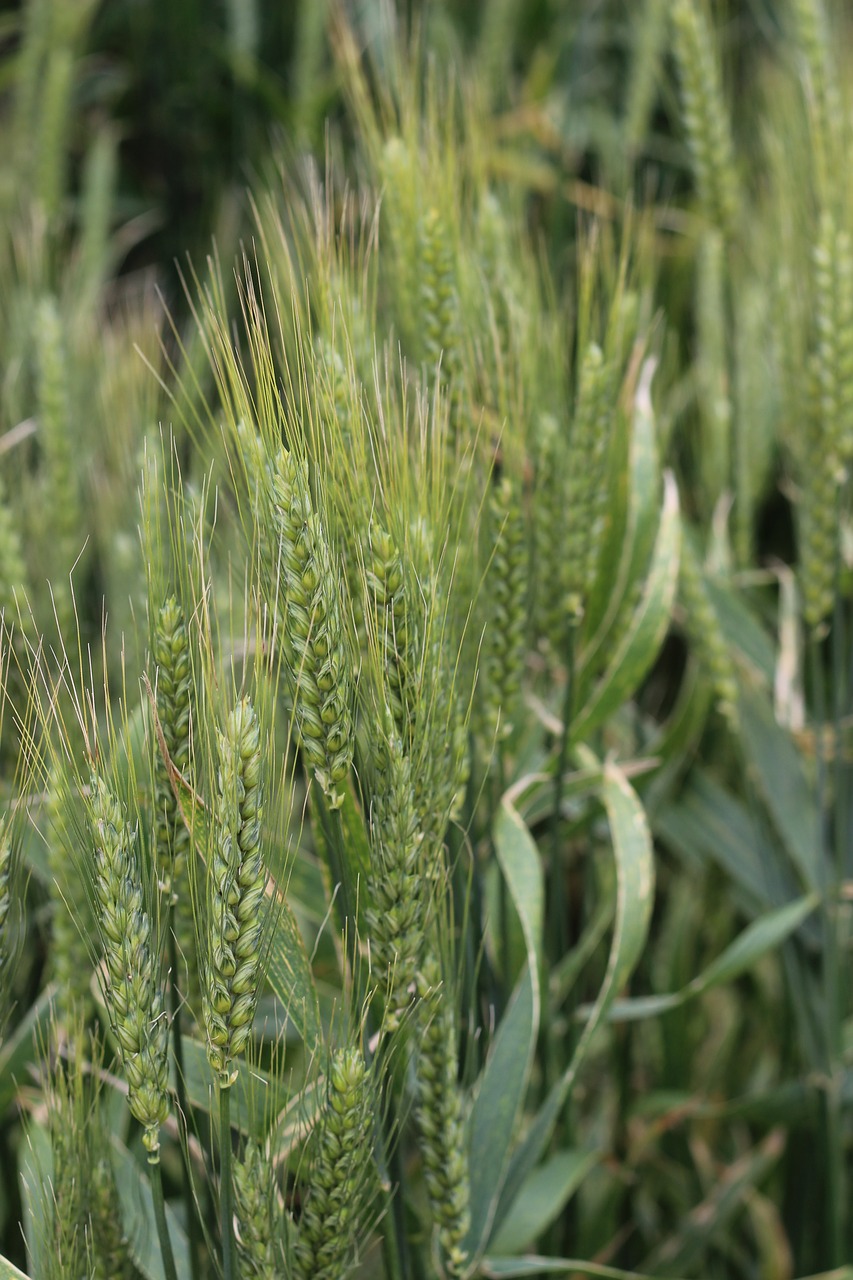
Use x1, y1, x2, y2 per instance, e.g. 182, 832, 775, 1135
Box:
0, 30, 679, 1274
5, 1, 853, 1276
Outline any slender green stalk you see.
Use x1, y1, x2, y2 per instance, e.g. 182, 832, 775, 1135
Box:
149, 1157, 179, 1280
549, 625, 576, 974
168, 928, 201, 1280
808, 635, 843, 1265
219, 1085, 235, 1280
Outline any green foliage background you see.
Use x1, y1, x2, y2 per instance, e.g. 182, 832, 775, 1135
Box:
0, 1, 851, 1278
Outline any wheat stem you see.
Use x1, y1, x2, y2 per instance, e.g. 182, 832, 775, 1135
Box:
149, 1157, 179, 1280
219, 1084, 235, 1280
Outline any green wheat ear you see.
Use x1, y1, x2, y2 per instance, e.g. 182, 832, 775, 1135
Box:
0, 816, 13, 1019
234, 1139, 280, 1278
670, 0, 739, 238
478, 471, 528, 751
203, 696, 266, 1088
46, 773, 95, 1020
679, 533, 739, 728
415, 953, 470, 1279
270, 447, 354, 809
294, 1045, 375, 1280
89, 773, 170, 1161
366, 713, 427, 1032
152, 594, 199, 1010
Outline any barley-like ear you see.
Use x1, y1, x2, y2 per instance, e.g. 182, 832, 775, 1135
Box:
41, 1024, 134, 1280
380, 137, 420, 349
415, 954, 470, 1279
152, 595, 199, 1009
478, 472, 528, 749
366, 523, 418, 742
34, 296, 81, 632
203, 696, 266, 1087
234, 1139, 280, 1279
418, 204, 460, 382
89, 1149, 134, 1280
695, 229, 732, 515
670, 0, 739, 239
294, 1046, 374, 1280
679, 533, 739, 728
790, 0, 842, 199
793, 209, 853, 632
366, 716, 427, 1031
0, 812, 18, 1037
89, 773, 170, 1160
812, 209, 853, 467
46, 773, 95, 1019
565, 342, 616, 621
270, 447, 354, 809
0, 474, 28, 626
798, 360, 839, 633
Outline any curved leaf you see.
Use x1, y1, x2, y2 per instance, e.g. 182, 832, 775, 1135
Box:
572, 470, 680, 743
583, 356, 662, 677
495, 759, 655, 1225
266, 893, 322, 1055
465, 798, 544, 1261
489, 1148, 600, 1255
112, 1138, 190, 1280
605, 894, 818, 1022
0, 1257, 28, 1279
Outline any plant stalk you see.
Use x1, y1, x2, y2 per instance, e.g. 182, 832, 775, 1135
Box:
219, 1084, 235, 1280
168, 926, 201, 1280
149, 1155, 179, 1280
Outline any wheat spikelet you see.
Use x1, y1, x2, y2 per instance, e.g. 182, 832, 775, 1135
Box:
89, 773, 170, 1159
418, 205, 460, 381
380, 137, 420, 349
478, 472, 528, 747
670, 0, 739, 238
564, 343, 615, 623
271, 448, 354, 809
366, 523, 419, 742
696, 229, 732, 511
34, 295, 81, 633
294, 1046, 374, 1280
203, 696, 266, 1087
152, 595, 199, 1008
0, 475, 27, 626
366, 717, 427, 1030
679, 533, 739, 727
790, 0, 842, 197
415, 954, 470, 1278
234, 1139, 280, 1279
813, 209, 853, 466
46, 775, 94, 1018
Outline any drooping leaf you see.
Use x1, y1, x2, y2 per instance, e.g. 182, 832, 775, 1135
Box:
482, 1257, 683, 1278
465, 964, 538, 1260
642, 1130, 785, 1275
465, 798, 544, 1260
265, 891, 322, 1055
112, 1137, 191, 1280
489, 1148, 600, 1255
604, 894, 818, 1022
177, 1037, 287, 1138
493, 800, 544, 973
738, 683, 822, 894
0, 987, 56, 1117
572, 470, 680, 742
0, 1255, 28, 1279
18, 1122, 52, 1280
496, 759, 655, 1224
583, 355, 662, 678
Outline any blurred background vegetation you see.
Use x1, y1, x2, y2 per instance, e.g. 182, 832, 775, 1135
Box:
1, 1, 853, 1277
